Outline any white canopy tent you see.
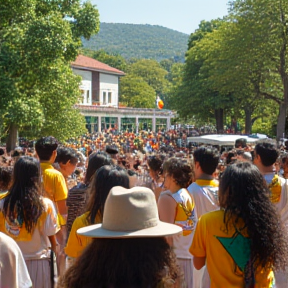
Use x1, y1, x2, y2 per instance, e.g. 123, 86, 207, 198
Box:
187, 134, 262, 147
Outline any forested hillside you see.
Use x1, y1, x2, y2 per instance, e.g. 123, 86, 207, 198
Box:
82, 23, 189, 61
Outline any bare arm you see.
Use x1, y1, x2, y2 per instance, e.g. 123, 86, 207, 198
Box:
193, 256, 206, 270
158, 193, 177, 246
48, 235, 58, 254
56, 199, 67, 221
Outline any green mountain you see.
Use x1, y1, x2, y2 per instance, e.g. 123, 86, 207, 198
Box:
82, 23, 189, 62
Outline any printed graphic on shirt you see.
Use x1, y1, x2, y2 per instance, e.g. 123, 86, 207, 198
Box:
4, 215, 32, 241
171, 189, 197, 236
266, 174, 282, 203
216, 232, 251, 272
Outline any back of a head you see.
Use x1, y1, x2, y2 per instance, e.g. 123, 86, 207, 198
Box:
254, 142, 279, 167
147, 154, 165, 172
35, 136, 58, 161
55, 147, 78, 165
84, 152, 113, 185
87, 165, 130, 223
0, 166, 13, 191
163, 157, 194, 187
11, 156, 40, 189
235, 138, 247, 149
193, 147, 219, 175
219, 161, 265, 210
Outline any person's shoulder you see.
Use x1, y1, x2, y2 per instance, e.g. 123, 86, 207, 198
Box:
41, 197, 56, 212
200, 210, 223, 222
74, 212, 90, 227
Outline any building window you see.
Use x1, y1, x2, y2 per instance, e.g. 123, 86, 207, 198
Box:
103, 92, 107, 104
108, 92, 112, 104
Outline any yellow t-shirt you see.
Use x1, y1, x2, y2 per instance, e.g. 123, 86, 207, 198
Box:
40, 162, 68, 202
65, 211, 101, 258
190, 210, 273, 288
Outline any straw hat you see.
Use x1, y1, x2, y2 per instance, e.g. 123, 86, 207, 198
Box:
77, 186, 182, 238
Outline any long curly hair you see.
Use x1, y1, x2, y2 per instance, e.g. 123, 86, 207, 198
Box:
58, 237, 179, 288
3, 156, 44, 233
219, 161, 288, 271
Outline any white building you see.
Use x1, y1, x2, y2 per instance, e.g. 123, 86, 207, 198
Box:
72, 55, 174, 132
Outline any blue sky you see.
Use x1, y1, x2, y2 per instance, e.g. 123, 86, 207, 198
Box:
91, 0, 230, 34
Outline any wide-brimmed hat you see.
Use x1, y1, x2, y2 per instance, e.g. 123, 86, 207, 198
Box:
77, 186, 182, 238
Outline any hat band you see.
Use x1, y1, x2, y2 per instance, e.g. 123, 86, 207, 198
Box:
102, 218, 159, 232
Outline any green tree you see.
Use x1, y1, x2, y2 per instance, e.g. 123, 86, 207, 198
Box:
89, 49, 127, 71
128, 59, 170, 104
0, 0, 100, 151
120, 75, 156, 108
169, 19, 232, 132
227, 0, 288, 140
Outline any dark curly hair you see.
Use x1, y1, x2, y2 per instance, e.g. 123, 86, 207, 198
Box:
219, 162, 288, 271
3, 156, 44, 233
58, 237, 179, 288
163, 157, 194, 187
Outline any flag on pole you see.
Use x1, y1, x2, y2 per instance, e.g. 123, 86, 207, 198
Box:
156, 96, 164, 109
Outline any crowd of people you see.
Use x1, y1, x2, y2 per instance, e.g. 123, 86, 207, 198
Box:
1, 132, 288, 287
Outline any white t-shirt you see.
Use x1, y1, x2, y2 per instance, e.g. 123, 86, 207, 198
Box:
263, 173, 288, 225
187, 179, 219, 218
0, 197, 59, 260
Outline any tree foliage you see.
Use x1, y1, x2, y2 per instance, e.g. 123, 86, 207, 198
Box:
82, 23, 188, 61
120, 75, 156, 108
0, 0, 100, 150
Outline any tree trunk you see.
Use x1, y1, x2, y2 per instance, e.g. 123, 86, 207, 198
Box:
6, 123, 18, 153
214, 108, 224, 133
276, 102, 286, 141
244, 106, 253, 134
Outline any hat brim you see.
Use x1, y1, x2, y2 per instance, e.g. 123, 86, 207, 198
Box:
77, 221, 182, 238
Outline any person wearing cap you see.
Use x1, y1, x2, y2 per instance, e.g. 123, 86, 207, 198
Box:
59, 186, 183, 288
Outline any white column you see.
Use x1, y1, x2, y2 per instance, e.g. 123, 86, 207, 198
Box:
118, 116, 121, 132
136, 116, 139, 134
98, 116, 101, 132
167, 117, 171, 131
152, 115, 156, 132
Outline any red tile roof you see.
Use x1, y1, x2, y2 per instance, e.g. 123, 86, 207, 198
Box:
72, 55, 125, 76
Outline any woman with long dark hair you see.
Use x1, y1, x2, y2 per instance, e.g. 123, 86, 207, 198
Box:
190, 161, 288, 287
0, 156, 59, 288
65, 165, 129, 259
66, 151, 113, 236
59, 186, 183, 288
